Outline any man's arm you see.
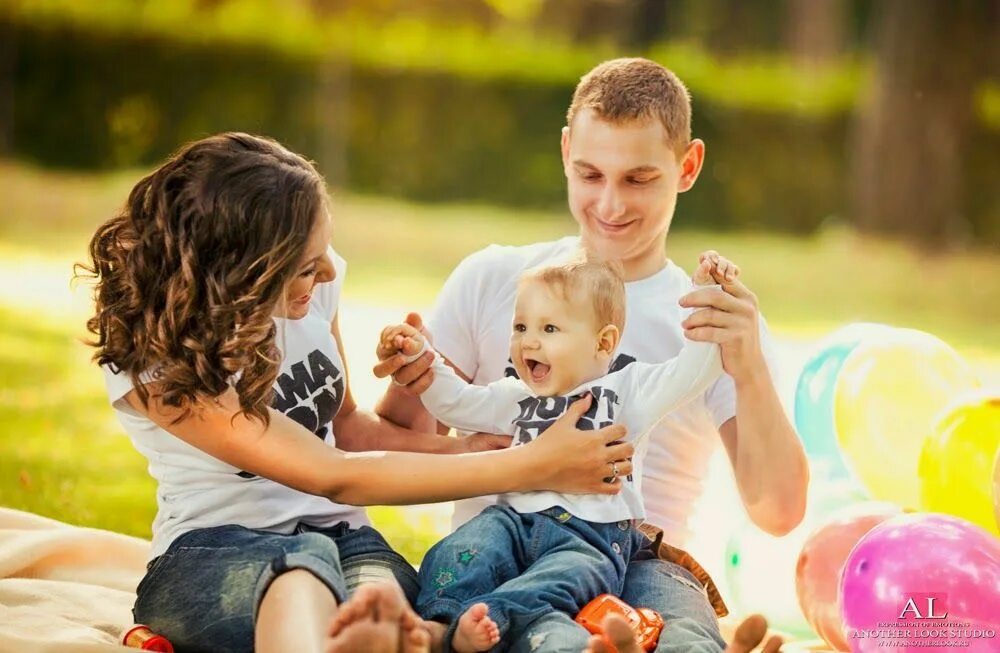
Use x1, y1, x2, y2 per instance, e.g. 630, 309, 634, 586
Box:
681, 277, 809, 536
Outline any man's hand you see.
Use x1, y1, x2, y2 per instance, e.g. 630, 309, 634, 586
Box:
679, 260, 765, 384
373, 312, 436, 395
448, 433, 513, 453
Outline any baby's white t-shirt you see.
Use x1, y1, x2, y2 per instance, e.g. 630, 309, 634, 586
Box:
418, 318, 723, 522
427, 237, 780, 545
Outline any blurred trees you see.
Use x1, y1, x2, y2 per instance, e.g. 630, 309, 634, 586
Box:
0, 0, 997, 244
851, 0, 997, 245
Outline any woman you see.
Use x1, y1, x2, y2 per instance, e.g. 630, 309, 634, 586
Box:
81, 133, 633, 653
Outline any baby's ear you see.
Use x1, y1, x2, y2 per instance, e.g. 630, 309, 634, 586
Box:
597, 324, 620, 356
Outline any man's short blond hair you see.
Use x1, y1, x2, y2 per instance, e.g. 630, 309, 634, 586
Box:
521, 255, 626, 333
567, 57, 692, 155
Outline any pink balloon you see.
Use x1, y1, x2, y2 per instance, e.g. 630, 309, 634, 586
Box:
796, 502, 901, 651
840, 513, 1000, 652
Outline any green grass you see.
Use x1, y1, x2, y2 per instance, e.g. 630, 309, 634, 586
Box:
1, 161, 998, 563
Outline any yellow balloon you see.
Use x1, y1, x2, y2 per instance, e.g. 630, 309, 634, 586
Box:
993, 448, 1000, 531
834, 329, 979, 508
918, 393, 1000, 534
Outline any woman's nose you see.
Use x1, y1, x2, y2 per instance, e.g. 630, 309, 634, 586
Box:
316, 252, 336, 283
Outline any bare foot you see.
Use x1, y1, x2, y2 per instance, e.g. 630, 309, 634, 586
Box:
326, 618, 399, 653
326, 582, 431, 653
451, 603, 500, 653
583, 612, 783, 653
724, 614, 783, 653
401, 608, 432, 653
583, 613, 642, 653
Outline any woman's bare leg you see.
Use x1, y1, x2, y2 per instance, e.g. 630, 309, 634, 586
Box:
256, 569, 339, 653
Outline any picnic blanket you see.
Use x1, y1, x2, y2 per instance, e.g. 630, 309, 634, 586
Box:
0, 507, 146, 652
0, 507, 829, 652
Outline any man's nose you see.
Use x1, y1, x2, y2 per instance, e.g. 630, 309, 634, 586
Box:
596, 183, 626, 221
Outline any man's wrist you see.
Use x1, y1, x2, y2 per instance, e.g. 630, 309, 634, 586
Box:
731, 352, 770, 390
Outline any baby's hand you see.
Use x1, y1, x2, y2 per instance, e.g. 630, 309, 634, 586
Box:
693, 250, 740, 285
377, 322, 426, 362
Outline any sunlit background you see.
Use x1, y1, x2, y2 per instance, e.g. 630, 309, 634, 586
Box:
1, 0, 998, 645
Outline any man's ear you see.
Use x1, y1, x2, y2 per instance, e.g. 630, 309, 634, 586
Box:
678, 138, 705, 193
561, 126, 571, 177
597, 324, 620, 357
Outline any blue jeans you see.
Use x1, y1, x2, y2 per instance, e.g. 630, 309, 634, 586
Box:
417, 505, 647, 652
505, 550, 727, 653
133, 522, 418, 653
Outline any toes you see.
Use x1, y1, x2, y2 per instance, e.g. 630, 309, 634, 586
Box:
760, 634, 784, 653
326, 620, 398, 653
402, 622, 432, 653
372, 582, 406, 623
725, 614, 770, 653
603, 614, 643, 653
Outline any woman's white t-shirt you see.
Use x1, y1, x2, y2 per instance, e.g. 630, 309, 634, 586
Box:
103, 247, 368, 559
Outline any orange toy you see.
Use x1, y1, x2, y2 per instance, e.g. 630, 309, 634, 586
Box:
575, 594, 664, 652
121, 625, 175, 652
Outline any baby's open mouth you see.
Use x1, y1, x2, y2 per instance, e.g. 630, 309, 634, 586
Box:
525, 358, 551, 382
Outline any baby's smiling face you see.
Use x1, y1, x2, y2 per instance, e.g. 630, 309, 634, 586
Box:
510, 279, 618, 396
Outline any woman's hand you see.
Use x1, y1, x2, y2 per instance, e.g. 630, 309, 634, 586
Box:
526, 394, 633, 495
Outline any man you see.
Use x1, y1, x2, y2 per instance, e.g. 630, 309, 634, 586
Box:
371, 58, 808, 653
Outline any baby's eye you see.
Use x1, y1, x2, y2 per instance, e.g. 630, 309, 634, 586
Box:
544, 324, 559, 333
513, 323, 526, 333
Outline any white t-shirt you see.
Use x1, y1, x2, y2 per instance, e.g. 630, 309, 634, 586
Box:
418, 318, 722, 522
103, 247, 368, 559
428, 237, 779, 545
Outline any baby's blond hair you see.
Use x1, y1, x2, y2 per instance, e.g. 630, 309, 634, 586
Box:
520, 254, 626, 333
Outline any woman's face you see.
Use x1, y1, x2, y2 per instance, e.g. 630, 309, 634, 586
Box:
274, 210, 335, 320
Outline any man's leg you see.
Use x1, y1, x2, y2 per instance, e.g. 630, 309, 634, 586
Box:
620, 558, 727, 653
507, 611, 592, 653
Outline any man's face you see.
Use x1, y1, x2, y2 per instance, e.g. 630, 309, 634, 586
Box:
562, 109, 703, 274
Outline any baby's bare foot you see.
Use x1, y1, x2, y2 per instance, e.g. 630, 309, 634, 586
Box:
452, 603, 500, 653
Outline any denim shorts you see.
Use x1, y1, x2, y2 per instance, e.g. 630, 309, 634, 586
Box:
133, 521, 418, 653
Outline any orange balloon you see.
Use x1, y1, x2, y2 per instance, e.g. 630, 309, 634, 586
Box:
795, 502, 901, 651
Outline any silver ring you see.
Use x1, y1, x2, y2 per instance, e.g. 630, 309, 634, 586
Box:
391, 376, 406, 387
611, 461, 620, 482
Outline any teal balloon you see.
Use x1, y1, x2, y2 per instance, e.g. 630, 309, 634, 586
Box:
794, 324, 892, 484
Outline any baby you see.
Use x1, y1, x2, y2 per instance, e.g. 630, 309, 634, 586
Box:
380, 251, 737, 652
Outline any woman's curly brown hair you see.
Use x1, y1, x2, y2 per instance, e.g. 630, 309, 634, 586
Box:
78, 133, 327, 424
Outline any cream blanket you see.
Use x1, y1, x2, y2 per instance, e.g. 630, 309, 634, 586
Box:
0, 508, 825, 653
0, 508, 148, 653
